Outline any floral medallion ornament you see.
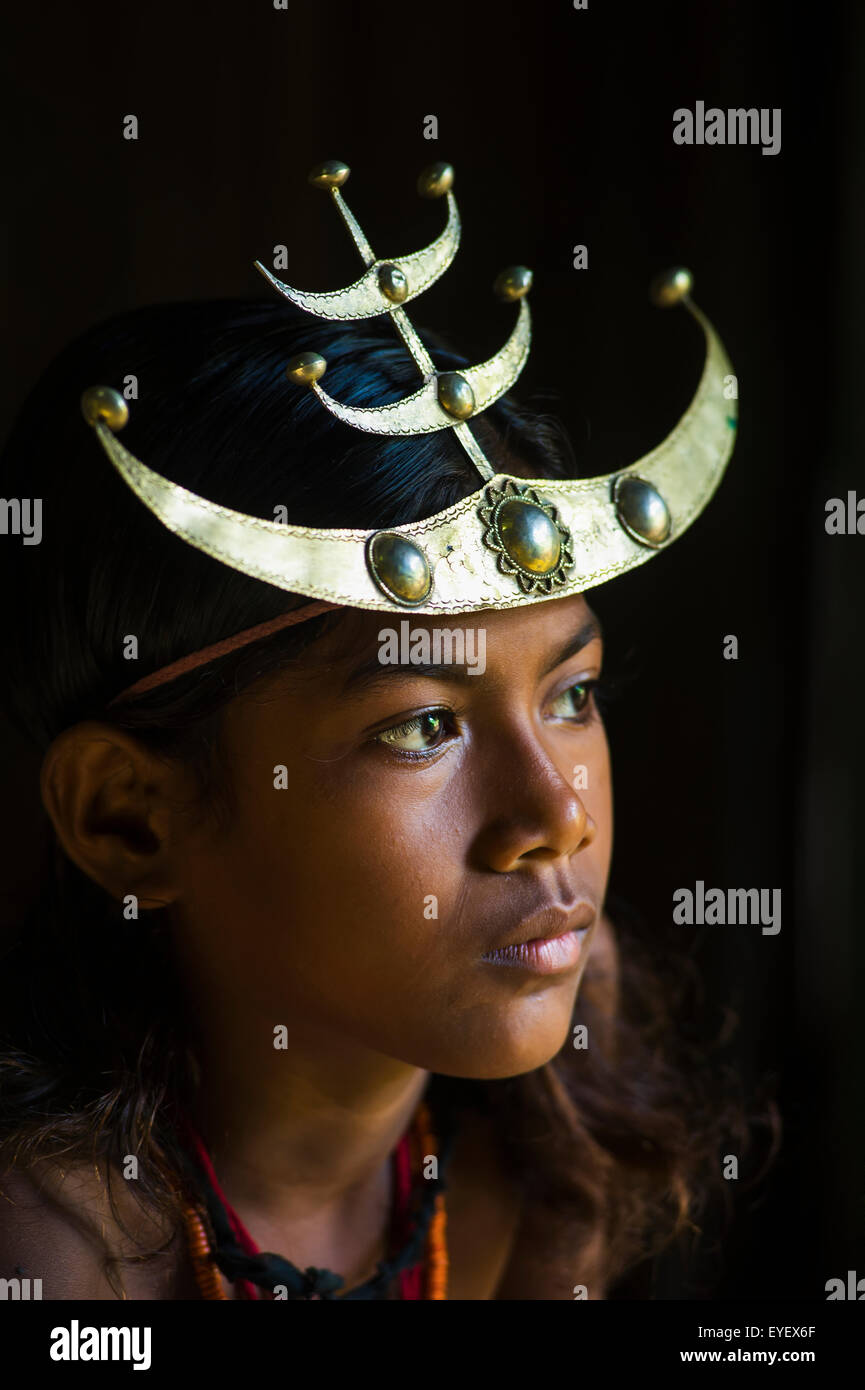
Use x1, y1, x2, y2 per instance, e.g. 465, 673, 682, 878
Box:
477, 479, 576, 594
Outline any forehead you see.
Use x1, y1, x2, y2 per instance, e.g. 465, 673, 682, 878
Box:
304, 591, 600, 674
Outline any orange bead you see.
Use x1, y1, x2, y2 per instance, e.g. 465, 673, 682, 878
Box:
180, 1097, 450, 1303
410, 1100, 448, 1300
183, 1205, 228, 1300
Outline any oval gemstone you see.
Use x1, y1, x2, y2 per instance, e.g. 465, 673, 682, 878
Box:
614, 476, 671, 545
497, 500, 562, 574
368, 532, 432, 604
437, 372, 476, 420
379, 263, 408, 303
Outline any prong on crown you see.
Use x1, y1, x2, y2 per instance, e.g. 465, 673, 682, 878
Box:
308, 160, 351, 190
416, 162, 454, 199
81, 385, 129, 431
650, 266, 693, 307
493, 266, 533, 302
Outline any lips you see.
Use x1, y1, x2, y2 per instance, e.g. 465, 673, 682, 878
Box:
486, 900, 596, 953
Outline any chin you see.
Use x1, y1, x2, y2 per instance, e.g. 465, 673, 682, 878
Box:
428, 1007, 579, 1081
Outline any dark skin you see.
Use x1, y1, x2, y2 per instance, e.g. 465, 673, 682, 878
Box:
2, 591, 614, 1298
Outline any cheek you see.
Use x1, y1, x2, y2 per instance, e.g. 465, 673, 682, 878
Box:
205, 758, 467, 985
209, 780, 478, 1063
173, 723, 617, 1077
213, 721, 613, 957
586, 723, 614, 870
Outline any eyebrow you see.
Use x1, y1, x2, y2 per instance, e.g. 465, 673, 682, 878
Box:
340, 615, 603, 693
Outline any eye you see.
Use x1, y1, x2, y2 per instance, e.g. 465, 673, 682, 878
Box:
374, 709, 455, 756
549, 677, 603, 723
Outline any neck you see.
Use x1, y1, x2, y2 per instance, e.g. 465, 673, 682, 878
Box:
180, 979, 430, 1227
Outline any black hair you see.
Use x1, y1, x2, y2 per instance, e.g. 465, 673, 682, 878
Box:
0, 296, 576, 743
0, 297, 754, 1297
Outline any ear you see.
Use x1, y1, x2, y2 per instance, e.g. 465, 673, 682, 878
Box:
40, 722, 204, 909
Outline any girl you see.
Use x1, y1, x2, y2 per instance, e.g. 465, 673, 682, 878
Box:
0, 282, 745, 1299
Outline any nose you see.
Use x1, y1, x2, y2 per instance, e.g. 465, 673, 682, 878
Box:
472, 724, 597, 872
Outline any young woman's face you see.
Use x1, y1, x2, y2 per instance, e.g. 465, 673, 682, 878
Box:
172, 592, 613, 1080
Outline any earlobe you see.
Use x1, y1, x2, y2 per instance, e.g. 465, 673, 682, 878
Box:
39, 722, 190, 909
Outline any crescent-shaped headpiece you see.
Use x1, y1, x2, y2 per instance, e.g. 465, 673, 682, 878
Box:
81, 160, 738, 616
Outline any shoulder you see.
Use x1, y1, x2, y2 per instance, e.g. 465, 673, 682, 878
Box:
0, 1156, 186, 1299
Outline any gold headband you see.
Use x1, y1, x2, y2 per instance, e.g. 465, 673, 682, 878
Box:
81, 161, 737, 617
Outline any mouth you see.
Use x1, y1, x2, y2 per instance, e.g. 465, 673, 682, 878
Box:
480, 902, 596, 976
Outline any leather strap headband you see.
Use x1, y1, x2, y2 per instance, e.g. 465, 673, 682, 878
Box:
108, 599, 340, 706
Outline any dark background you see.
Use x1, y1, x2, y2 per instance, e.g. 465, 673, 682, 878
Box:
1, 0, 862, 1299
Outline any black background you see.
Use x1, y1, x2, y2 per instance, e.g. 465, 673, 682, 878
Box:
1, 0, 862, 1300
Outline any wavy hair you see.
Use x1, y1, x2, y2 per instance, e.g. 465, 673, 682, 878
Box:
0, 297, 771, 1295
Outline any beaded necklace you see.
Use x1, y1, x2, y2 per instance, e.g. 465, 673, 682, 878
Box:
181, 1099, 452, 1300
